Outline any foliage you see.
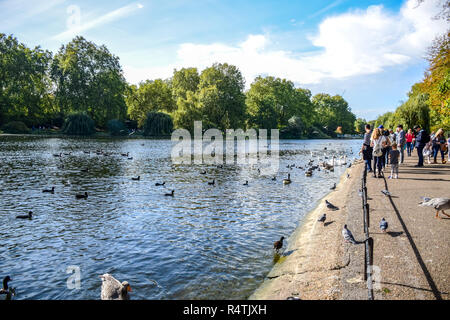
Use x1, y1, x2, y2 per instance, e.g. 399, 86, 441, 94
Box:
62, 113, 96, 136
51, 36, 128, 128
280, 116, 305, 139
107, 119, 127, 136
143, 112, 174, 136
2, 121, 31, 134
354, 118, 367, 133
312, 94, 356, 136
127, 79, 176, 127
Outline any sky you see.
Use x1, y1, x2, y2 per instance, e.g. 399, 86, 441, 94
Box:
0, 0, 447, 120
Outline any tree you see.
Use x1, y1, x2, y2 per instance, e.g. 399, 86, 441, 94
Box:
172, 68, 200, 101
51, 36, 128, 128
197, 63, 246, 131
143, 112, 173, 136
312, 94, 356, 136
354, 118, 367, 134
0, 34, 54, 126
127, 79, 176, 127
62, 113, 96, 135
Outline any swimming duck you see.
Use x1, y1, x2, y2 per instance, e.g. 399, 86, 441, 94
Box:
165, 190, 175, 197
53, 153, 62, 158
43, 187, 55, 193
16, 211, 32, 219
243, 181, 249, 186
0, 276, 13, 296
305, 171, 312, 177
272, 177, 277, 181
283, 174, 292, 185
76, 192, 88, 199
273, 237, 285, 252
330, 183, 336, 190
155, 182, 166, 187
208, 179, 215, 186
200, 170, 207, 175
128, 157, 134, 160
100, 274, 132, 300
121, 152, 129, 157
132, 176, 141, 181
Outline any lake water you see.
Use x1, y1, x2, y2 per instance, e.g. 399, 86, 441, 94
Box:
0, 136, 362, 300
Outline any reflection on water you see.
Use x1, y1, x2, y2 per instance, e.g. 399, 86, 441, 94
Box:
0, 136, 361, 300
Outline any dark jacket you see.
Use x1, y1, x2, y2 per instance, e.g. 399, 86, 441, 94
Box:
415, 129, 429, 147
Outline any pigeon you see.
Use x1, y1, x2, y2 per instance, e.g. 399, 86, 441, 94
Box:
380, 218, 388, 233
318, 214, 327, 224
16, 211, 33, 219
419, 197, 450, 219
330, 183, 336, 190
347, 173, 350, 179
342, 225, 357, 244
325, 200, 339, 211
273, 237, 285, 252
381, 190, 391, 197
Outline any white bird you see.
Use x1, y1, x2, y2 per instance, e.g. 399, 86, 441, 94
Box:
100, 274, 132, 300
380, 218, 388, 233
419, 197, 450, 219
342, 225, 357, 244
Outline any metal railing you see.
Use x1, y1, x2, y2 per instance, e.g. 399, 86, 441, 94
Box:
361, 168, 374, 300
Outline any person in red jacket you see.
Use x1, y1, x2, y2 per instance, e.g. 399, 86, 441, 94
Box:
405, 129, 415, 157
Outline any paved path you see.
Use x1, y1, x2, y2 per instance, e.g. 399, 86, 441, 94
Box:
365, 152, 449, 300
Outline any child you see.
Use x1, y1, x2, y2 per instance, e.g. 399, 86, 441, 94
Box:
423, 140, 433, 164
389, 143, 400, 179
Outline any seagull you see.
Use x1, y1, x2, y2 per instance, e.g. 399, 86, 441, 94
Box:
16, 211, 32, 219
342, 225, 357, 244
381, 190, 391, 197
325, 200, 339, 211
330, 183, 336, 190
380, 218, 388, 233
273, 237, 285, 253
419, 197, 450, 219
100, 274, 132, 300
318, 214, 327, 224
42, 187, 55, 193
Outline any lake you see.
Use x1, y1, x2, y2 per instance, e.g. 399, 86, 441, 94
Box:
0, 136, 362, 300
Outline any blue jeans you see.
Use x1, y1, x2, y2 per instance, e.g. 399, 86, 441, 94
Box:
417, 145, 424, 166
406, 142, 413, 156
374, 156, 383, 175
432, 145, 444, 161
365, 159, 372, 172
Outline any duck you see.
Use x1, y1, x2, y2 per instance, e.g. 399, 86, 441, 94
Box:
165, 190, 175, 197
208, 179, 215, 186
76, 192, 88, 199
53, 152, 62, 158
243, 181, 249, 186
121, 152, 129, 157
283, 174, 292, 185
132, 176, 141, 181
43, 186, 55, 193
200, 170, 207, 175
330, 183, 336, 190
155, 182, 166, 187
305, 170, 313, 177
81, 168, 90, 173
272, 177, 277, 181
273, 237, 285, 252
100, 274, 132, 300
128, 157, 134, 160
16, 211, 32, 219
0, 276, 13, 296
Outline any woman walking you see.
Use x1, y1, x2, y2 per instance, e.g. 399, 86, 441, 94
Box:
371, 128, 387, 178
406, 129, 415, 156
432, 129, 447, 164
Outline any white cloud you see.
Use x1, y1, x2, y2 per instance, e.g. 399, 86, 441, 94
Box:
52, 2, 144, 41
123, 0, 447, 86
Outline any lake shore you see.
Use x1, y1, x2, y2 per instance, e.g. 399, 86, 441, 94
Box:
250, 160, 365, 300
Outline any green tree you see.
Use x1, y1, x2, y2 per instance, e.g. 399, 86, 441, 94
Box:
143, 112, 174, 136
62, 112, 96, 135
354, 118, 367, 133
312, 94, 356, 136
172, 68, 200, 101
51, 36, 128, 128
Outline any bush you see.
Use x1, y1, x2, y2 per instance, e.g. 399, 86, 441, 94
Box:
143, 112, 174, 136
62, 113, 95, 136
2, 121, 31, 134
107, 119, 127, 136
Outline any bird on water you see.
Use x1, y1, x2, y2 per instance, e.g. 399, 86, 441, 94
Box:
43, 187, 55, 193
155, 182, 166, 187
100, 274, 132, 300
165, 190, 175, 197
283, 174, 292, 185
76, 192, 88, 199
132, 176, 140, 181
16, 211, 32, 219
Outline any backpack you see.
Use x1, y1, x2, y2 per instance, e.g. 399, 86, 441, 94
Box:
373, 138, 383, 157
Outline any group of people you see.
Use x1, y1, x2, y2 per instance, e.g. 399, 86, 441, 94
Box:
360, 124, 449, 179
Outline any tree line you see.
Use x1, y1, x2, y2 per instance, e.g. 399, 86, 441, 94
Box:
0, 34, 359, 138
370, 31, 449, 134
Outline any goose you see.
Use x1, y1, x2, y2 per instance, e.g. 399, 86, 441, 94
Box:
76, 192, 88, 199
132, 176, 141, 181
43, 187, 55, 193
273, 237, 285, 252
208, 179, 215, 186
100, 274, 132, 300
283, 174, 292, 185
0, 276, 13, 296
121, 152, 129, 157
155, 182, 166, 187
128, 157, 134, 160
53, 152, 62, 158
272, 177, 277, 181
165, 190, 175, 197
305, 170, 313, 177
81, 168, 89, 173
16, 211, 32, 219
419, 198, 450, 219
243, 181, 249, 186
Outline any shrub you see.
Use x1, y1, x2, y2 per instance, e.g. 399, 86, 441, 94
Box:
62, 113, 95, 136
143, 112, 174, 136
2, 121, 31, 134
107, 119, 127, 136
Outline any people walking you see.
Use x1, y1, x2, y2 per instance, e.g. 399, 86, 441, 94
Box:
389, 143, 400, 179
396, 125, 406, 164
361, 124, 373, 172
413, 125, 430, 167
405, 129, 414, 156
371, 127, 387, 178
381, 127, 391, 168
432, 129, 447, 164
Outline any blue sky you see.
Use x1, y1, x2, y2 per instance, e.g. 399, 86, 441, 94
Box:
0, 0, 447, 120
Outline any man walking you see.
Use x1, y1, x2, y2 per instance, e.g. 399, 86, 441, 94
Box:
360, 124, 373, 172
414, 125, 430, 167
396, 125, 406, 164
